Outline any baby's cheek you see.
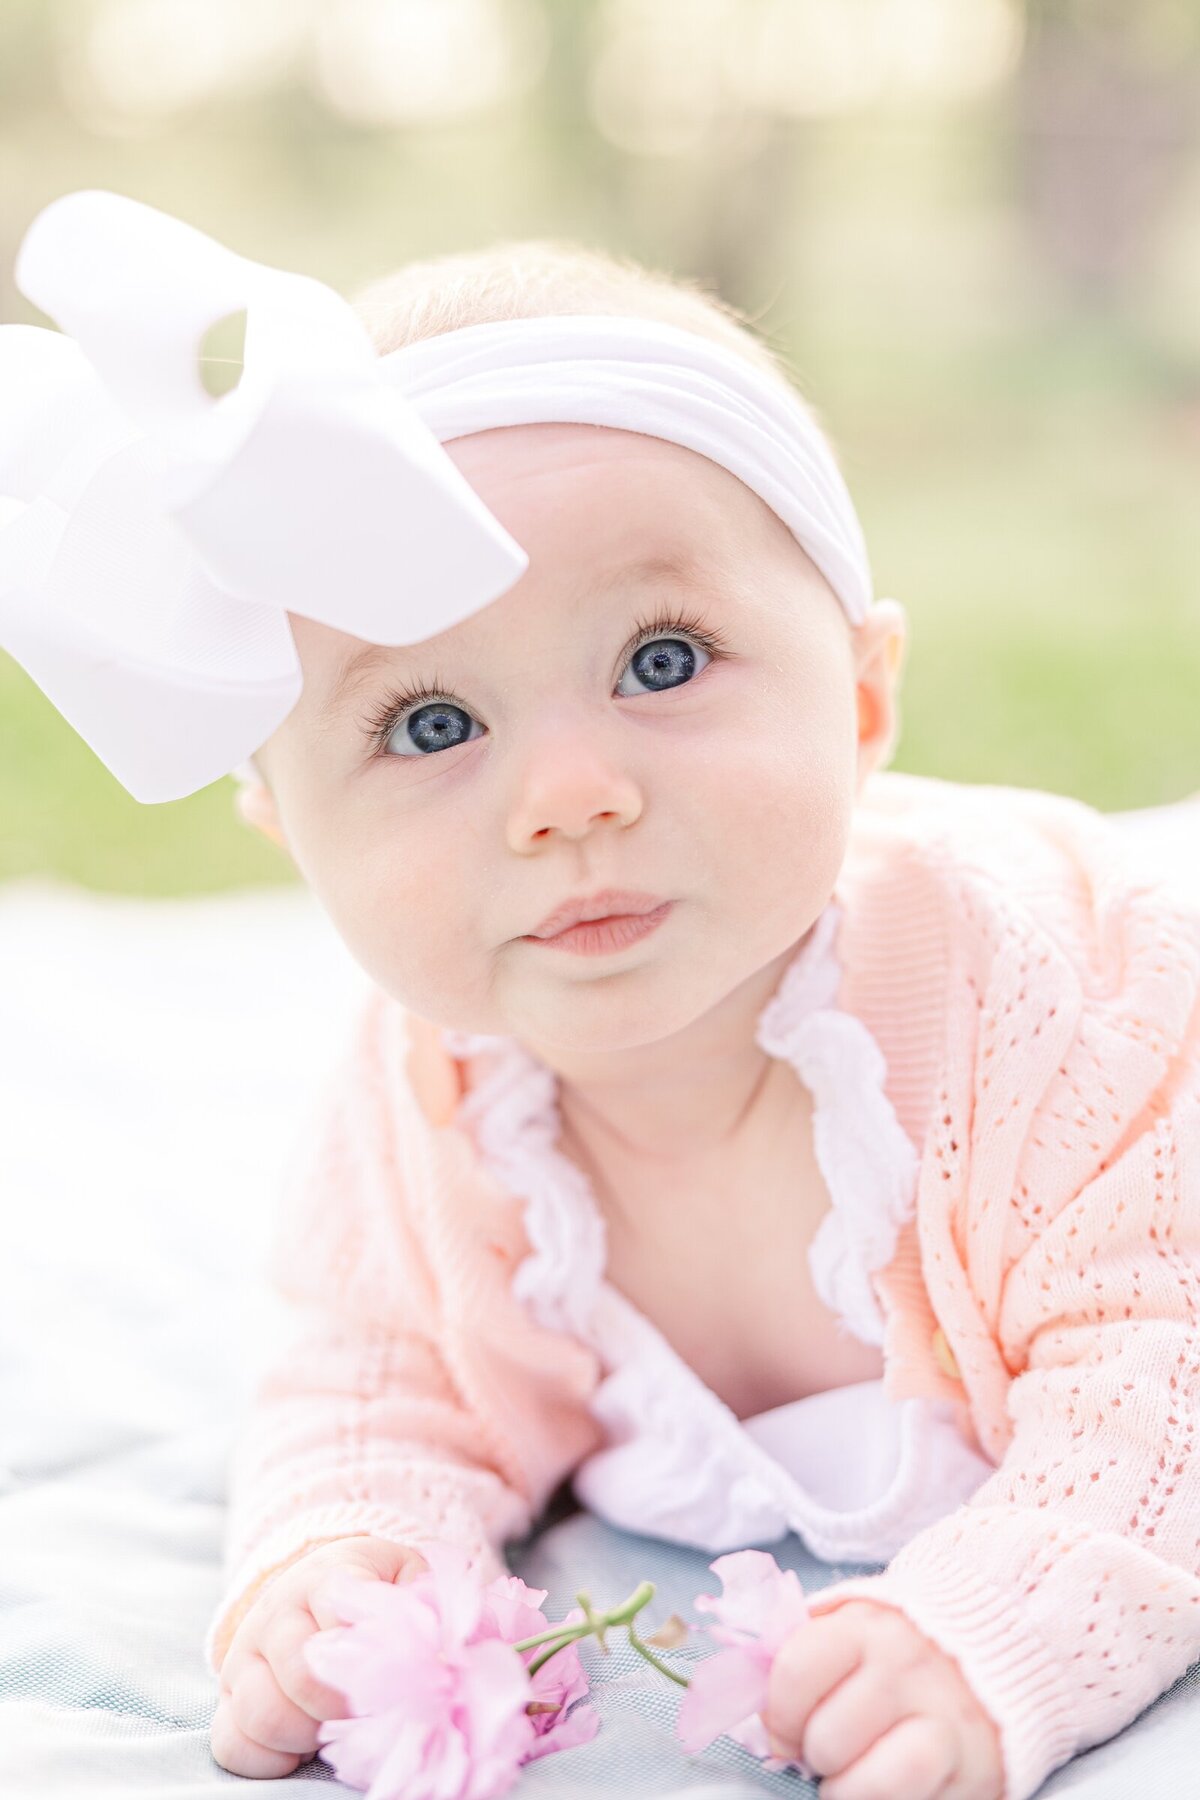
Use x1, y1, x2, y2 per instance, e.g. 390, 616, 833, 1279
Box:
316, 840, 475, 1015
735, 738, 855, 910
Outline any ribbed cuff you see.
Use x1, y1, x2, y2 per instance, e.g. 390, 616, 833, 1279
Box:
203, 1500, 505, 1678
806, 1552, 1080, 1800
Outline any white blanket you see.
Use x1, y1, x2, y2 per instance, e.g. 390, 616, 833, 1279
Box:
2, 794, 1198, 1797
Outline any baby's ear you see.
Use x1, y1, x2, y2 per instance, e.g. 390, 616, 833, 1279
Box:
235, 779, 287, 849
853, 598, 907, 785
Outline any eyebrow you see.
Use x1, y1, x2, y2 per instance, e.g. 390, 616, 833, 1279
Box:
319, 550, 708, 721
322, 641, 413, 720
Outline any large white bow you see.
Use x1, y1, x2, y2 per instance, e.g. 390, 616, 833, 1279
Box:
0, 190, 528, 803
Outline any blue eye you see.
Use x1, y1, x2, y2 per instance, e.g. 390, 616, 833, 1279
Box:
392, 696, 479, 758
362, 683, 479, 760
615, 628, 712, 699
363, 605, 728, 760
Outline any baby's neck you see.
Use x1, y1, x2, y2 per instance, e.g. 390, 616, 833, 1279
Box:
556, 1039, 776, 1169
546, 928, 807, 1167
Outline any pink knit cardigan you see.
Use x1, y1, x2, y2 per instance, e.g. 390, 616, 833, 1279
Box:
204, 771, 1200, 1800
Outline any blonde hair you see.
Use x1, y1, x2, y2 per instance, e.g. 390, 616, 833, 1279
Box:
238, 238, 826, 790
351, 237, 812, 407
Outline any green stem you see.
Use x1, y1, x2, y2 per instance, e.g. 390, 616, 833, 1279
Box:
627, 1622, 690, 1687
603, 1580, 656, 1625
526, 1634, 582, 1677
576, 1589, 608, 1654
512, 1580, 655, 1656
511, 1621, 584, 1655
513, 1579, 674, 1681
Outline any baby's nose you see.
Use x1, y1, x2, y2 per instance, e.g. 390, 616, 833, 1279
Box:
506, 736, 642, 848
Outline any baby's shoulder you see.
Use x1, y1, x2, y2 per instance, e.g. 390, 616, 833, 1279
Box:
854, 769, 1200, 969
844, 774, 1200, 1133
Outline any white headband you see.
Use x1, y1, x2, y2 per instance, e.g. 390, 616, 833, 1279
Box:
0, 190, 875, 804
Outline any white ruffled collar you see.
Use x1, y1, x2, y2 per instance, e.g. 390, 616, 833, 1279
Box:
430, 897, 999, 1567
437, 895, 919, 1352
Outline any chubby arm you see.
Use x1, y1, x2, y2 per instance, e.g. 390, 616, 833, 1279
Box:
802, 892, 1200, 1800
205, 993, 600, 1678
203, 1314, 539, 1677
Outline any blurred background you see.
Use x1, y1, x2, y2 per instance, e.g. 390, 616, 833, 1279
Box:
1, 0, 1198, 895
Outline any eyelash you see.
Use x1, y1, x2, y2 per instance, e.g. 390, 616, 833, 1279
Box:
360, 603, 731, 757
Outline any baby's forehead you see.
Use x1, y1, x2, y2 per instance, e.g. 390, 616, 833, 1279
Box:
441, 421, 786, 560
286, 426, 827, 673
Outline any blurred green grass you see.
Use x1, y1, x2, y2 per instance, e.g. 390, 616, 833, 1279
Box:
2, 313, 1197, 896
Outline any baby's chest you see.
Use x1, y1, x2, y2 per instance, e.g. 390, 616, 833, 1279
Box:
583, 1105, 886, 1419
604, 1214, 885, 1418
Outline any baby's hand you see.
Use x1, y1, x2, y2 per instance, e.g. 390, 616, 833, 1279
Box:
209, 1534, 429, 1779
763, 1598, 1004, 1800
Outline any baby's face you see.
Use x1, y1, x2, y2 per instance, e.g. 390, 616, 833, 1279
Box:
253, 423, 900, 1055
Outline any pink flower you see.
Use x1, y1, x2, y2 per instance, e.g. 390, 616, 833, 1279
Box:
476, 1575, 599, 1760
675, 1549, 813, 1772
304, 1543, 598, 1800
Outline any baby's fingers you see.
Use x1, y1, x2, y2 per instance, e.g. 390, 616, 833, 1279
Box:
225, 1647, 326, 1756
763, 1615, 864, 1758
818, 1713, 957, 1800
261, 1599, 355, 1721
801, 1665, 910, 1777
210, 1670, 314, 1779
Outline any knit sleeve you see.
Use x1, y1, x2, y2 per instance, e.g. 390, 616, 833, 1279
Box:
202, 994, 598, 1680
805, 883, 1200, 1800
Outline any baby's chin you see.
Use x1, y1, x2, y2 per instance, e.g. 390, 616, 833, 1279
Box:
483, 978, 747, 1066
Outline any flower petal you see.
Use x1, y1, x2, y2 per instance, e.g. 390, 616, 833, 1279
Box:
317, 1710, 428, 1798
759, 1568, 811, 1655
480, 1574, 551, 1648
524, 1697, 601, 1760
304, 1577, 448, 1717
527, 1638, 589, 1719
675, 1646, 769, 1756
693, 1550, 797, 1643
455, 1640, 535, 1798
486, 1574, 549, 1614
418, 1542, 487, 1646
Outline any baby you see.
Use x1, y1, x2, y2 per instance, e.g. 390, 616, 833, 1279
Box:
206, 247, 1200, 1800
5, 198, 1199, 1800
